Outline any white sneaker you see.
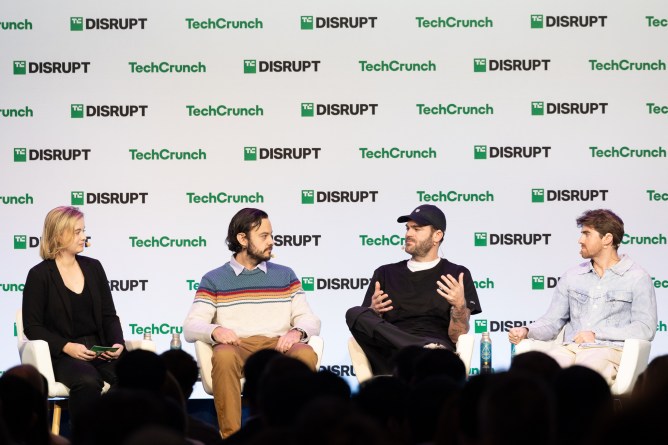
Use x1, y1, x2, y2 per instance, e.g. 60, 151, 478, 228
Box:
423, 343, 447, 350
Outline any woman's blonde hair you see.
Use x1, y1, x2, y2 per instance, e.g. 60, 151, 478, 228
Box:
39, 206, 84, 260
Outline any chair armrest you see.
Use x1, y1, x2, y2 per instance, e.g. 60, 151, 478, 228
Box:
18, 339, 70, 397
125, 339, 156, 352
307, 335, 324, 369
194, 341, 214, 395
456, 333, 475, 376
348, 337, 373, 384
611, 339, 651, 395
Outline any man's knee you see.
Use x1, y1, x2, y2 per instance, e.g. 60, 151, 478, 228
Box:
212, 345, 242, 370
287, 344, 318, 371
346, 306, 367, 329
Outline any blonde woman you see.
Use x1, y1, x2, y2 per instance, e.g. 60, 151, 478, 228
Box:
22, 206, 124, 431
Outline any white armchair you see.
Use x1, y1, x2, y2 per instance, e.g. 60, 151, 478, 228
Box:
194, 335, 325, 395
514, 328, 651, 395
348, 333, 476, 384
15, 309, 156, 434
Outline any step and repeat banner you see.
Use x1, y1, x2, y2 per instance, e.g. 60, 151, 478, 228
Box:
2, 1, 667, 394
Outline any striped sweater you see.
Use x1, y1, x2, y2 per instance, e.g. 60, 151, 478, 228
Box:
183, 261, 320, 343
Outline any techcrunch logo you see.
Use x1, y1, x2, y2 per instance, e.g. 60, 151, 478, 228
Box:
129, 61, 206, 74
12, 235, 40, 249
473, 58, 550, 72
589, 146, 666, 158
185, 18, 263, 30
301, 190, 378, 204
589, 59, 665, 71
244, 147, 321, 161
186, 192, 264, 204
71, 191, 148, 205
531, 276, 559, 290
129, 236, 207, 248
475, 320, 531, 333
1, 194, 34, 205
70, 17, 147, 31
359, 234, 405, 246
187, 280, 200, 291
359, 60, 436, 72
646, 103, 668, 114
274, 235, 321, 247
301, 277, 371, 291
128, 324, 182, 335
530, 15, 607, 28
186, 105, 263, 117
647, 190, 668, 201
300, 16, 377, 30
652, 277, 668, 288
360, 146, 436, 159
70, 104, 148, 118
0, 283, 24, 292
474, 145, 551, 159
646, 16, 668, 27
244, 60, 320, 73
14, 148, 91, 162
1, 20, 33, 30
1, 107, 33, 118
417, 103, 493, 115
473, 278, 494, 289
129, 148, 206, 161
531, 102, 607, 115
474, 232, 551, 246
13, 61, 90, 75
418, 190, 494, 203
109, 280, 148, 291
415, 16, 493, 28
301, 103, 377, 117
622, 233, 667, 245
531, 189, 608, 203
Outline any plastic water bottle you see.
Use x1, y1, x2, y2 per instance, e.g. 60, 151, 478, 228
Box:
143, 332, 152, 341
170, 333, 182, 350
480, 332, 492, 374
511, 343, 516, 360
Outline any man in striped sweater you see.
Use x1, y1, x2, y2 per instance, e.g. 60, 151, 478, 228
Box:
183, 208, 320, 438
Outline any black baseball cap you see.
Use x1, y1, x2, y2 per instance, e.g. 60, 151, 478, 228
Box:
397, 204, 446, 232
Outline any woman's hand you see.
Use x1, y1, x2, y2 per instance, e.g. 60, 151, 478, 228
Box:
63, 342, 96, 361
100, 343, 124, 360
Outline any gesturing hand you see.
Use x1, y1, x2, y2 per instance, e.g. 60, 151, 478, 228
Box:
436, 273, 466, 309
370, 281, 393, 315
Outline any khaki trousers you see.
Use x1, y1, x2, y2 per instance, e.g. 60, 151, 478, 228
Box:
211, 335, 317, 438
543, 343, 623, 385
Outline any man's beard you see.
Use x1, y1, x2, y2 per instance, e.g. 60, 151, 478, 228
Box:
246, 240, 272, 264
405, 237, 432, 258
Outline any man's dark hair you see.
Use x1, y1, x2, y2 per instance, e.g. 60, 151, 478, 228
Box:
576, 209, 624, 249
226, 208, 269, 253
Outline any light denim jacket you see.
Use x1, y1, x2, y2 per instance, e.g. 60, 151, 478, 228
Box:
528, 254, 657, 348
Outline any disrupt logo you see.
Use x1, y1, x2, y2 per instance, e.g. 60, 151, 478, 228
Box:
473, 58, 550, 72
186, 105, 263, 117
0, 20, 33, 30
128, 323, 182, 336
531, 188, 608, 203
417, 190, 494, 203
301, 190, 378, 204
243, 146, 321, 161
0, 282, 24, 292
185, 18, 263, 30
359, 146, 436, 159
129, 148, 206, 161
71, 191, 148, 205
301, 277, 371, 291
301, 103, 377, 117
70, 17, 147, 31
474, 145, 551, 159
531, 276, 559, 290
13, 61, 90, 75
589, 59, 666, 71
474, 232, 551, 246
300, 16, 377, 30
129, 236, 207, 248
273, 235, 321, 247
13, 235, 40, 249
477, 320, 531, 333
1, 194, 34, 205
319, 365, 356, 377
531, 101, 607, 115
589, 145, 666, 158
622, 233, 667, 245
0, 107, 33, 118
186, 192, 264, 204
530, 14, 607, 28
416, 103, 493, 116
415, 16, 493, 28
70, 104, 148, 118
646, 190, 668, 201
359, 234, 405, 246
14, 147, 91, 162
244, 59, 320, 73
647, 103, 668, 115
474, 319, 488, 334
129, 61, 206, 74
109, 280, 148, 291
358, 59, 436, 72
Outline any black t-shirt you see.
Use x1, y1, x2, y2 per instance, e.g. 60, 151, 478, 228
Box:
68, 283, 98, 338
362, 258, 482, 349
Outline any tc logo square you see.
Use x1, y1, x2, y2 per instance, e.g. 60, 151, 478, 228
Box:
532, 188, 545, 203
531, 15, 544, 29
532, 101, 544, 116
14, 235, 27, 249
301, 190, 314, 204
71, 104, 84, 118
301, 277, 315, 291
474, 232, 488, 247
301, 16, 314, 30
14, 148, 27, 162
474, 145, 487, 160
71, 191, 84, 205
474, 58, 486, 73
474, 319, 488, 334
71, 17, 84, 31
244, 147, 257, 161
532, 276, 545, 290
244, 60, 257, 74
13, 61, 26, 75
301, 103, 314, 117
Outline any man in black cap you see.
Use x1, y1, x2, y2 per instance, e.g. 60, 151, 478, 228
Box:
346, 204, 482, 375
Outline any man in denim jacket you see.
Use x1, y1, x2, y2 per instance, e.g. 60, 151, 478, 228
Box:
508, 209, 657, 384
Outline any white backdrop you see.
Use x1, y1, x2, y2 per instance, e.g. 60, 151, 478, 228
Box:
2, 1, 667, 394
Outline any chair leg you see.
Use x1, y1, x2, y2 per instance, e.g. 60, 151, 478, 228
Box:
51, 401, 62, 435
